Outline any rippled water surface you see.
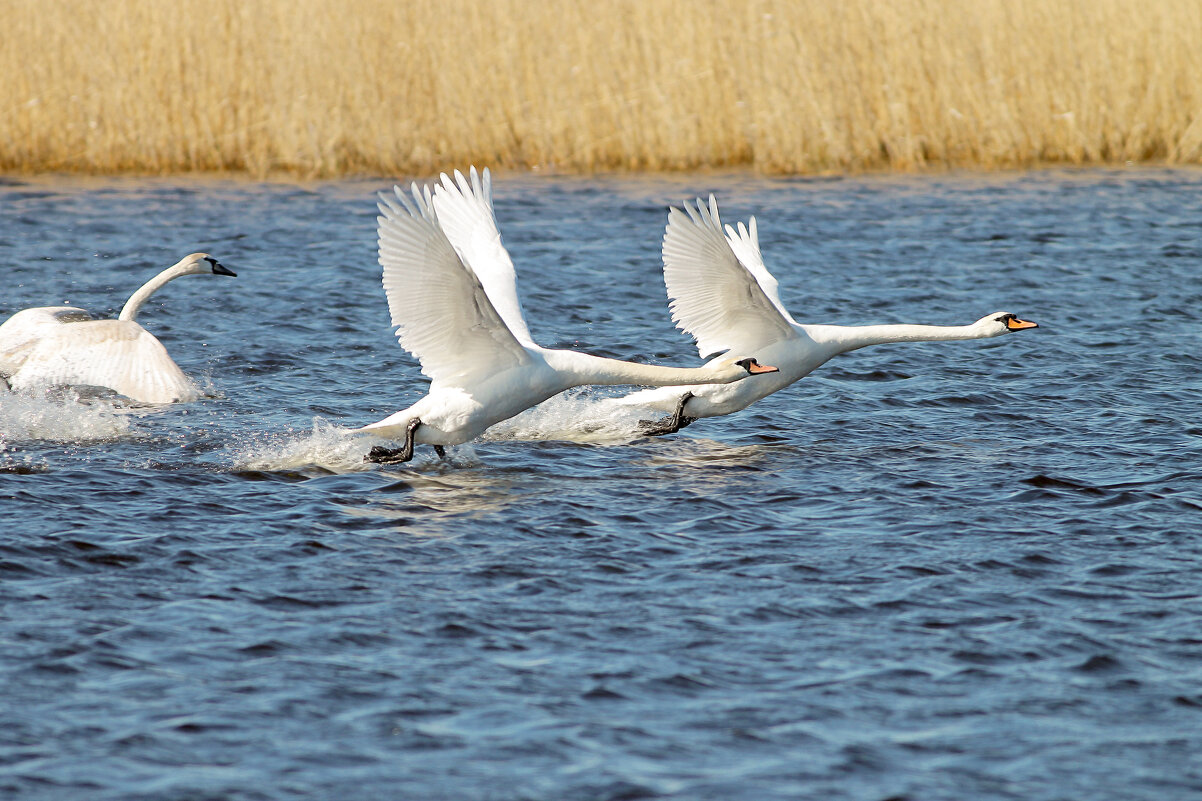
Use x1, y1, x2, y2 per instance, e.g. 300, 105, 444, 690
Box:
2, 169, 1201, 800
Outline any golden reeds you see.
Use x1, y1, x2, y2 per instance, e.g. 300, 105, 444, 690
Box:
4, 0, 1202, 176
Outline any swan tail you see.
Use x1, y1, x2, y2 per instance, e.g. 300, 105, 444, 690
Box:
352, 410, 421, 440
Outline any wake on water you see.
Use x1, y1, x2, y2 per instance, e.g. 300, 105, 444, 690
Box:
231, 390, 654, 473
482, 388, 649, 444
230, 418, 389, 474
2, 382, 664, 474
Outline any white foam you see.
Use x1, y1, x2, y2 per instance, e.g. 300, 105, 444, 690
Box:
0, 387, 133, 446
482, 388, 648, 444
224, 417, 368, 473
226, 391, 667, 474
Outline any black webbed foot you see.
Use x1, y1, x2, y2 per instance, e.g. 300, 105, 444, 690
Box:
365, 418, 421, 464
637, 392, 696, 437
638, 414, 697, 437
366, 445, 413, 464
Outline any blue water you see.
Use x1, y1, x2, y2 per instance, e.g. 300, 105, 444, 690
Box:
2, 169, 1201, 800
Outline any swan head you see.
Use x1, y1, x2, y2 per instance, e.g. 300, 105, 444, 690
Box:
736, 357, 779, 375
710, 356, 780, 382
118, 253, 236, 322
173, 252, 236, 278
980, 312, 1038, 336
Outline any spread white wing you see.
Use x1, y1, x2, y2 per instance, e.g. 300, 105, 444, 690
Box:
0, 306, 94, 376
8, 319, 200, 403
722, 214, 798, 327
377, 183, 531, 387
662, 195, 799, 360
430, 167, 536, 347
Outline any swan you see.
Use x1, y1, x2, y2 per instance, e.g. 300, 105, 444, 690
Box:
612, 196, 1039, 435
0, 253, 236, 403
355, 167, 778, 464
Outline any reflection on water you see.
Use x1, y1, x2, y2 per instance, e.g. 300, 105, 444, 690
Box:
338, 467, 528, 523
639, 436, 779, 469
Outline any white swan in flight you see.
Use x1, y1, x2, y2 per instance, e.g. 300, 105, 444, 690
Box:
355, 167, 778, 464
0, 253, 236, 403
612, 196, 1039, 435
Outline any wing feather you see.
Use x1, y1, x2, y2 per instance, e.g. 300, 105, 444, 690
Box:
9, 320, 200, 403
0, 307, 94, 376
377, 183, 530, 387
723, 215, 799, 326
662, 195, 797, 359
430, 167, 536, 346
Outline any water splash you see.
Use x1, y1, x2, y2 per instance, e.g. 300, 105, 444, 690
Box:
483, 388, 648, 444
0, 387, 133, 447
226, 392, 643, 475
227, 417, 373, 473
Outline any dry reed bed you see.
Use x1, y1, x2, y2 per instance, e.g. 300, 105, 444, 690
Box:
4, 0, 1202, 176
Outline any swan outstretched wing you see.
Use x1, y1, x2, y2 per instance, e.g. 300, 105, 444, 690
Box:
722, 214, 798, 327
662, 195, 799, 359
430, 167, 536, 346
9, 319, 199, 403
0, 307, 96, 375
377, 183, 530, 386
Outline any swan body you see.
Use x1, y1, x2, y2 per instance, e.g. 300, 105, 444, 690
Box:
0, 253, 235, 403
355, 168, 777, 462
615, 196, 1039, 428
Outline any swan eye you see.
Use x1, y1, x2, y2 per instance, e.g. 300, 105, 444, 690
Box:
735, 358, 757, 370
995, 313, 1015, 323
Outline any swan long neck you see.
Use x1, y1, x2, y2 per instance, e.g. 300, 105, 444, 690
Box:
560, 352, 740, 387
812, 322, 994, 354
118, 266, 188, 321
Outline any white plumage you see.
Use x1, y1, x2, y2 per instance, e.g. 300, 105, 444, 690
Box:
355, 167, 777, 463
0, 253, 236, 403
614, 195, 1039, 433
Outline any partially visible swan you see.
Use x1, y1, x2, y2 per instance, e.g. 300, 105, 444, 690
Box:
355, 167, 778, 463
612, 196, 1039, 435
0, 253, 236, 403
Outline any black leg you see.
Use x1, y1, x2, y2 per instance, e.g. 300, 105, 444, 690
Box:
366, 418, 421, 464
638, 392, 696, 437
433, 445, 447, 459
